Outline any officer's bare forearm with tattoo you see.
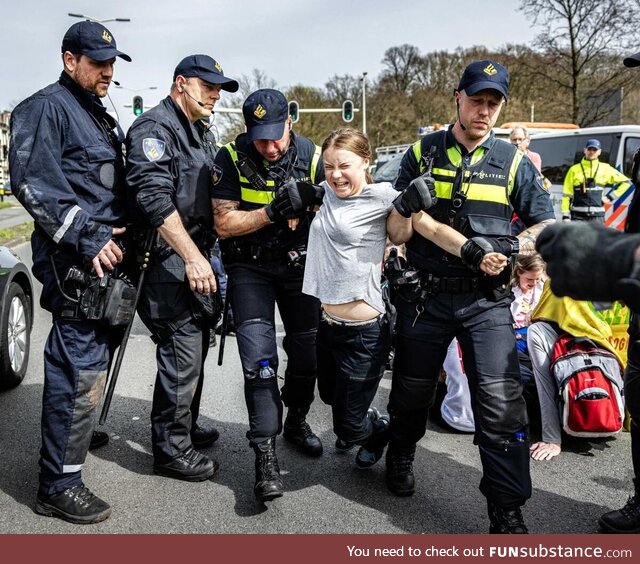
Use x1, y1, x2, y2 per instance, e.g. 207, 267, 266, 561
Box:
212, 198, 271, 238
158, 210, 216, 294
517, 218, 556, 254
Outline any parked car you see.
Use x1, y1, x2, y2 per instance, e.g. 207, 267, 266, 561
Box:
2, 182, 11, 196
0, 246, 33, 390
373, 153, 403, 184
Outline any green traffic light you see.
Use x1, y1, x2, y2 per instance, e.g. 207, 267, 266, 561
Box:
342, 100, 354, 122
288, 101, 299, 123
133, 96, 144, 116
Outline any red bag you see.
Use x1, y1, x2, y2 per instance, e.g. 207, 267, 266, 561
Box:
550, 334, 624, 438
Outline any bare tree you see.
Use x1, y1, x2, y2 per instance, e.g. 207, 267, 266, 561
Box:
381, 44, 422, 93
519, 0, 639, 125
325, 74, 362, 105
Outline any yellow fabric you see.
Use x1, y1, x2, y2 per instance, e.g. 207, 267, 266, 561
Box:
310, 145, 321, 183
531, 280, 623, 364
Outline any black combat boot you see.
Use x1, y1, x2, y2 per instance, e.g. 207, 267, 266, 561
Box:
153, 446, 219, 481
253, 437, 284, 503
599, 480, 640, 533
35, 484, 111, 524
385, 443, 416, 496
488, 501, 529, 533
283, 407, 323, 457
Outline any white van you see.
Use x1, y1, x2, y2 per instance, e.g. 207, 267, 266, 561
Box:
529, 125, 640, 230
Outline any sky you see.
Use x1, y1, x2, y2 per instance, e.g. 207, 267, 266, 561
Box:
1, 0, 537, 130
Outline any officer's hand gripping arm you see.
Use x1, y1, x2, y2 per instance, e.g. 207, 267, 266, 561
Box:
393, 174, 437, 217
264, 180, 324, 221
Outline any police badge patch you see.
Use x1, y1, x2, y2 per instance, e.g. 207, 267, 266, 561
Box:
143, 138, 166, 162
535, 174, 549, 192
211, 164, 223, 185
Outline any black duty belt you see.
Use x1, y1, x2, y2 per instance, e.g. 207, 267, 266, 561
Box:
222, 241, 289, 266
421, 273, 480, 294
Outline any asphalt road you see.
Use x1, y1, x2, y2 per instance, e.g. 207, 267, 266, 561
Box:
0, 241, 634, 534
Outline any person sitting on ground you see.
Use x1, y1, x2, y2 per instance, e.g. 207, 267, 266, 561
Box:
526, 281, 622, 461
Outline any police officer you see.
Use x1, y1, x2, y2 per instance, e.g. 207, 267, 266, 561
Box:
387, 60, 556, 533
125, 55, 238, 481
211, 89, 325, 503
562, 138, 631, 223
535, 47, 640, 534
9, 21, 131, 524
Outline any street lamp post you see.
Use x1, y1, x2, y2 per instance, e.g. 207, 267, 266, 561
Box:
68, 13, 131, 23
362, 72, 368, 136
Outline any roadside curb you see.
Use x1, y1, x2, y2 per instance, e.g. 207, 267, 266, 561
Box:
0, 219, 34, 250
5, 235, 31, 250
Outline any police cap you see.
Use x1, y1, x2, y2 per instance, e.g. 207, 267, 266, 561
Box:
243, 89, 289, 142
62, 21, 131, 62
457, 60, 509, 100
585, 138, 601, 149
173, 54, 239, 92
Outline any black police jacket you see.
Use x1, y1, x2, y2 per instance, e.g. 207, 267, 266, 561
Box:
211, 132, 324, 252
9, 72, 127, 307
126, 96, 216, 284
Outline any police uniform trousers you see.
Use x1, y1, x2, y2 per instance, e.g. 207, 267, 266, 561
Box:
389, 291, 532, 508
626, 314, 640, 494
32, 246, 123, 496
226, 262, 319, 447
137, 280, 208, 463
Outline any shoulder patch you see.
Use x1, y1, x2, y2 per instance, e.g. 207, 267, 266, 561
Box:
142, 138, 166, 162
211, 164, 223, 185
535, 174, 548, 192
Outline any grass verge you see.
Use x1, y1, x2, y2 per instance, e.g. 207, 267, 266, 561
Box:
0, 221, 34, 246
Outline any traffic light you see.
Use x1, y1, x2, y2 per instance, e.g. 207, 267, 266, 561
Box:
342, 99, 354, 122
288, 100, 299, 123
133, 95, 144, 116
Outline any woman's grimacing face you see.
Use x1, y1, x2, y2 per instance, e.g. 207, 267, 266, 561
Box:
322, 146, 370, 198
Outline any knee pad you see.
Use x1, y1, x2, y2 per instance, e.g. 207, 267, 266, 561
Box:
390, 373, 438, 412
236, 318, 278, 379
475, 379, 528, 442
283, 329, 317, 373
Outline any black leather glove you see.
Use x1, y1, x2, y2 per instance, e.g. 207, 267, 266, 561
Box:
393, 174, 437, 218
265, 180, 324, 222
536, 223, 640, 309
460, 236, 519, 270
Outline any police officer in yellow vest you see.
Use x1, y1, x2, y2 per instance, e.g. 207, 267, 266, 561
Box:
211, 89, 325, 503
562, 138, 631, 223
387, 61, 555, 533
